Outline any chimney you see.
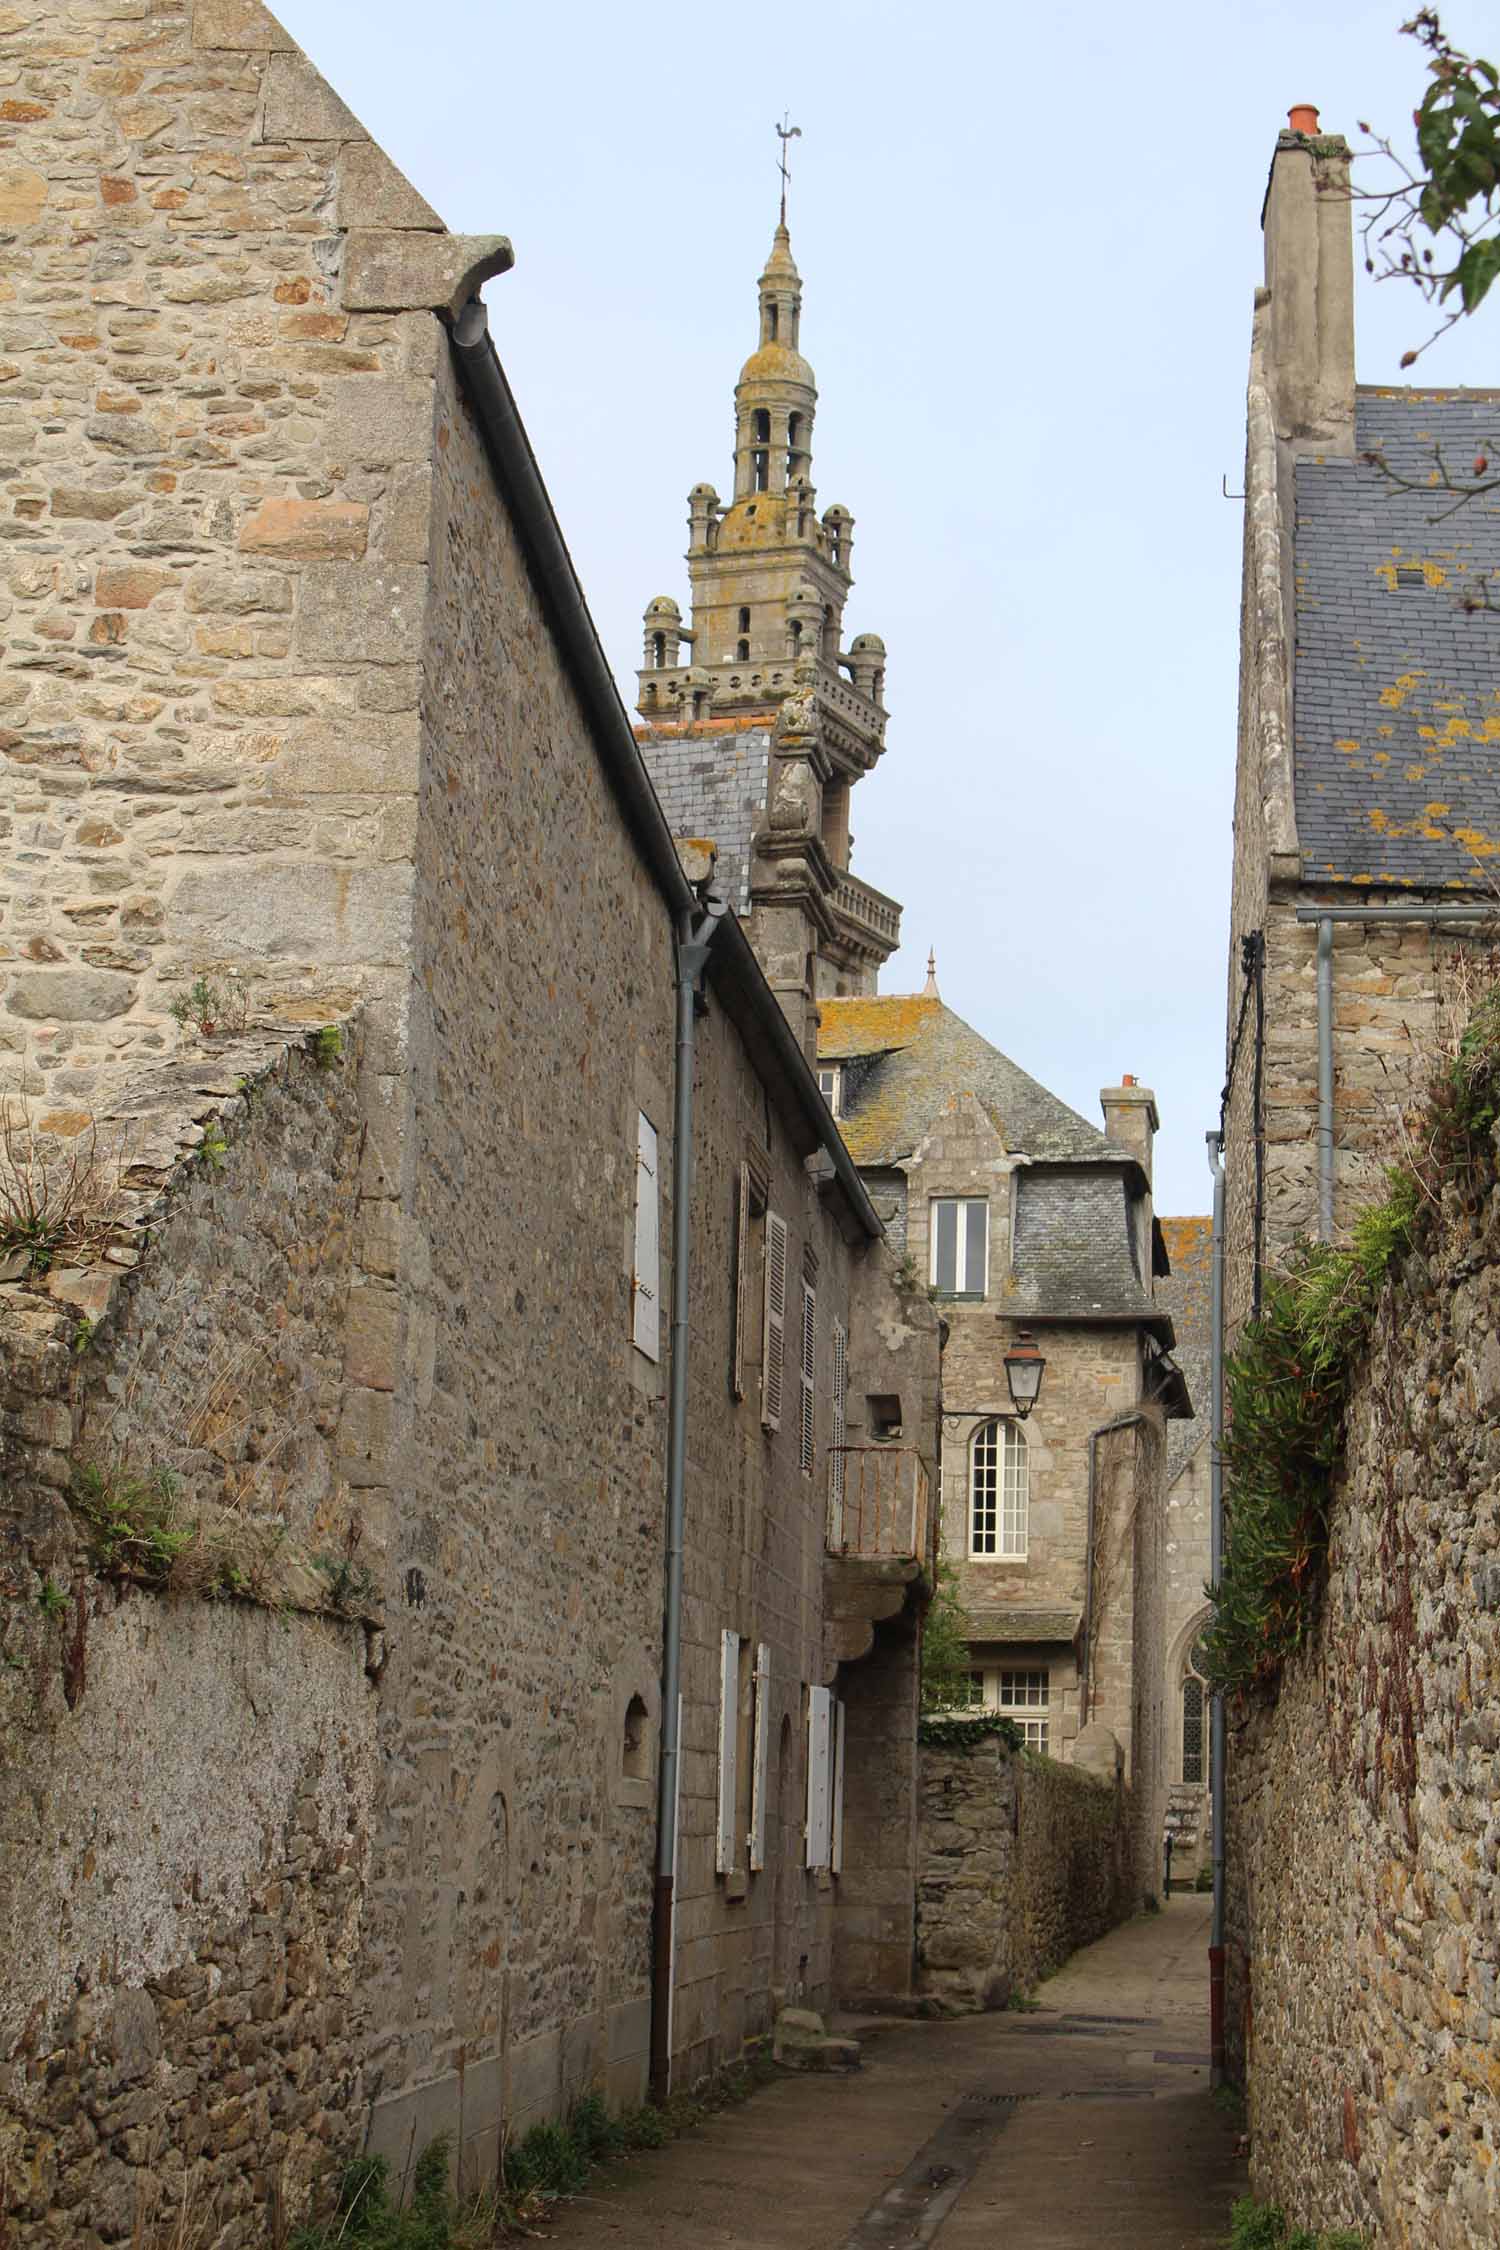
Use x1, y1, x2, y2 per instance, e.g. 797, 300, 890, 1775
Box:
1100, 1076, 1158, 1186
1261, 105, 1355, 453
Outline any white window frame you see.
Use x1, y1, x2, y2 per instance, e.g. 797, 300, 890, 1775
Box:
799, 1280, 816, 1478
631, 1112, 660, 1361
817, 1065, 842, 1116
977, 1665, 1050, 1751
969, 1418, 1029, 1558
929, 1195, 989, 1298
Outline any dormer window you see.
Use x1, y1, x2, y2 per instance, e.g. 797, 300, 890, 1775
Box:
817, 1065, 843, 1117
930, 1196, 988, 1297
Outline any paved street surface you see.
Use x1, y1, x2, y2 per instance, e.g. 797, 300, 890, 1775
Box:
540, 1896, 1244, 2248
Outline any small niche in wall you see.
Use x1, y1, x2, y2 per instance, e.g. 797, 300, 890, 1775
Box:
623, 1693, 650, 1781
867, 1393, 903, 1441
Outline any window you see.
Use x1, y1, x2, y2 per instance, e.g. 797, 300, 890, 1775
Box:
737, 639, 750, 662
1182, 1676, 1205, 1786
631, 1113, 660, 1361
970, 1419, 1028, 1558
994, 1668, 1050, 1752
623, 1694, 649, 1781
749, 1642, 771, 1870
717, 1630, 740, 1873
930, 1197, 988, 1297
799, 1281, 816, 1477
817, 1065, 842, 1115
738, 607, 751, 633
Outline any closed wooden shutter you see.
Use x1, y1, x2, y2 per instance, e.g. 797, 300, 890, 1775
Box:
717, 1629, 740, 1873
748, 1642, 771, 1870
828, 1318, 848, 1544
762, 1211, 788, 1430
632, 1112, 660, 1361
731, 1162, 750, 1401
799, 1281, 816, 1476
806, 1686, 833, 1869
832, 1698, 847, 1875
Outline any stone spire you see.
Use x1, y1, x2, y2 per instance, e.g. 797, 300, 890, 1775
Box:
923, 950, 940, 998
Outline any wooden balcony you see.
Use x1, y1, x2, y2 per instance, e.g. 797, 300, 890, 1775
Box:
824, 1447, 932, 1666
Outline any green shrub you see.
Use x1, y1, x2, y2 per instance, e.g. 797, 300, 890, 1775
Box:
1227, 2195, 1367, 2249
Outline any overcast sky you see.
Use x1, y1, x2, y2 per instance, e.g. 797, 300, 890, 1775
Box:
281, 0, 1496, 1213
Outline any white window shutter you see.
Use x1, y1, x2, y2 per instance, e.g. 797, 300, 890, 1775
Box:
632, 1113, 660, 1361
799, 1281, 816, 1477
717, 1630, 740, 1873
762, 1212, 788, 1431
806, 1686, 833, 1869
748, 1642, 771, 1871
731, 1163, 750, 1401
828, 1319, 848, 1545
831, 1698, 847, 1875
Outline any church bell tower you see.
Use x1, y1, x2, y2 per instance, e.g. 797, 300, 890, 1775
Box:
636, 185, 901, 1049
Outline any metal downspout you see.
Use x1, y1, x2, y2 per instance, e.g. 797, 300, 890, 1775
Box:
1207, 1131, 1227, 2085
650, 898, 725, 2104
1316, 916, 1334, 1243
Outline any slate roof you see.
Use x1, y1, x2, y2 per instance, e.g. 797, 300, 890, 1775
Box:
1294, 389, 1500, 888
966, 1606, 1082, 1646
1155, 1216, 1212, 1482
636, 722, 770, 913
1008, 1169, 1163, 1331
817, 995, 1116, 1169
820, 994, 1170, 1337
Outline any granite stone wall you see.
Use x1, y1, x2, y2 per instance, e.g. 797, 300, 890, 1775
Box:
1225, 1147, 1500, 2246
915, 1732, 1135, 2010
0, 1034, 377, 2248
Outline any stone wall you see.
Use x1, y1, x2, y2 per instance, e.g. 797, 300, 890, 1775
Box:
0, 1034, 377, 2247
1224, 1144, 1500, 2246
915, 1731, 1136, 2010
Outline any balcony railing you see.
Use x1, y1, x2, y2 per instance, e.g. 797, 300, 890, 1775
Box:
827, 1446, 930, 1563
830, 872, 903, 953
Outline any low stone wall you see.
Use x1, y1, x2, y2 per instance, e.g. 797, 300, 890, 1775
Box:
916, 1730, 1135, 2009
1225, 1146, 1500, 2247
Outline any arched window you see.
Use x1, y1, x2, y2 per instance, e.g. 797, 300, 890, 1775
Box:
738, 607, 750, 633
737, 639, 750, 662
970, 1420, 1027, 1558
623, 1694, 650, 1780
652, 631, 665, 669
768, 302, 779, 342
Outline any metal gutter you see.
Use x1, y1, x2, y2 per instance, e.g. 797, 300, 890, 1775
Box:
650, 898, 725, 2100
1294, 901, 1492, 1241
445, 296, 879, 1242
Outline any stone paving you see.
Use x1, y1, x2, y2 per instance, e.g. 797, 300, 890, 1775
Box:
539, 1895, 1245, 2248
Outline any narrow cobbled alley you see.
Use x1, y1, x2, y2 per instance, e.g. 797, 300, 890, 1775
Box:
541, 1898, 1243, 2250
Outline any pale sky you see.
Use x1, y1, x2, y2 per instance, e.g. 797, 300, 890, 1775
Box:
280, 0, 1497, 1213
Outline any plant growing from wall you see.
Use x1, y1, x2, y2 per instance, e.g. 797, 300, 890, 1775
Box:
1206, 975, 1500, 1698
168, 974, 249, 1041
1227, 2195, 1366, 2249
0, 1103, 125, 1275
919, 1559, 977, 1712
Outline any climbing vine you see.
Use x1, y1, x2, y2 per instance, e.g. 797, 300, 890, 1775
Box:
1204, 980, 1500, 1699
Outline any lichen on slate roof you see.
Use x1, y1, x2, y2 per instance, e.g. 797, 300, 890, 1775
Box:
1155, 1215, 1212, 1481
1294, 389, 1500, 888
817, 994, 1114, 1169
966, 1606, 1082, 1645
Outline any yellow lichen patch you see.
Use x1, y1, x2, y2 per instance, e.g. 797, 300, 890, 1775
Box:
1335, 737, 1360, 754
1372, 750, 1391, 764
1379, 673, 1423, 709
817, 993, 941, 1060
1375, 563, 1397, 590
1405, 766, 1428, 782
1378, 724, 1394, 738
1422, 562, 1448, 587
1451, 827, 1500, 858
1424, 802, 1452, 820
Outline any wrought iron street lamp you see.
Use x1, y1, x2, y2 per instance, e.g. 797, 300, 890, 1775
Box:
1002, 1329, 1046, 1419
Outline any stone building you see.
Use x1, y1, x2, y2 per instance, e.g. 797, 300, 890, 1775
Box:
0, 5, 938, 2241
1219, 103, 1500, 2218
814, 983, 1191, 1894
1223, 105, 1500, 1333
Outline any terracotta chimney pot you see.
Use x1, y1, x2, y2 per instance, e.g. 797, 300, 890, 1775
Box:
1287, 103, 1320, 135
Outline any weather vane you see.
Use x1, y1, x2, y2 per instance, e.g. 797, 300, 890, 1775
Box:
776, 113, 801, 225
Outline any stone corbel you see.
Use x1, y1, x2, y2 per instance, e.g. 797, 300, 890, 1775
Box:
343, 232, 515, 319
